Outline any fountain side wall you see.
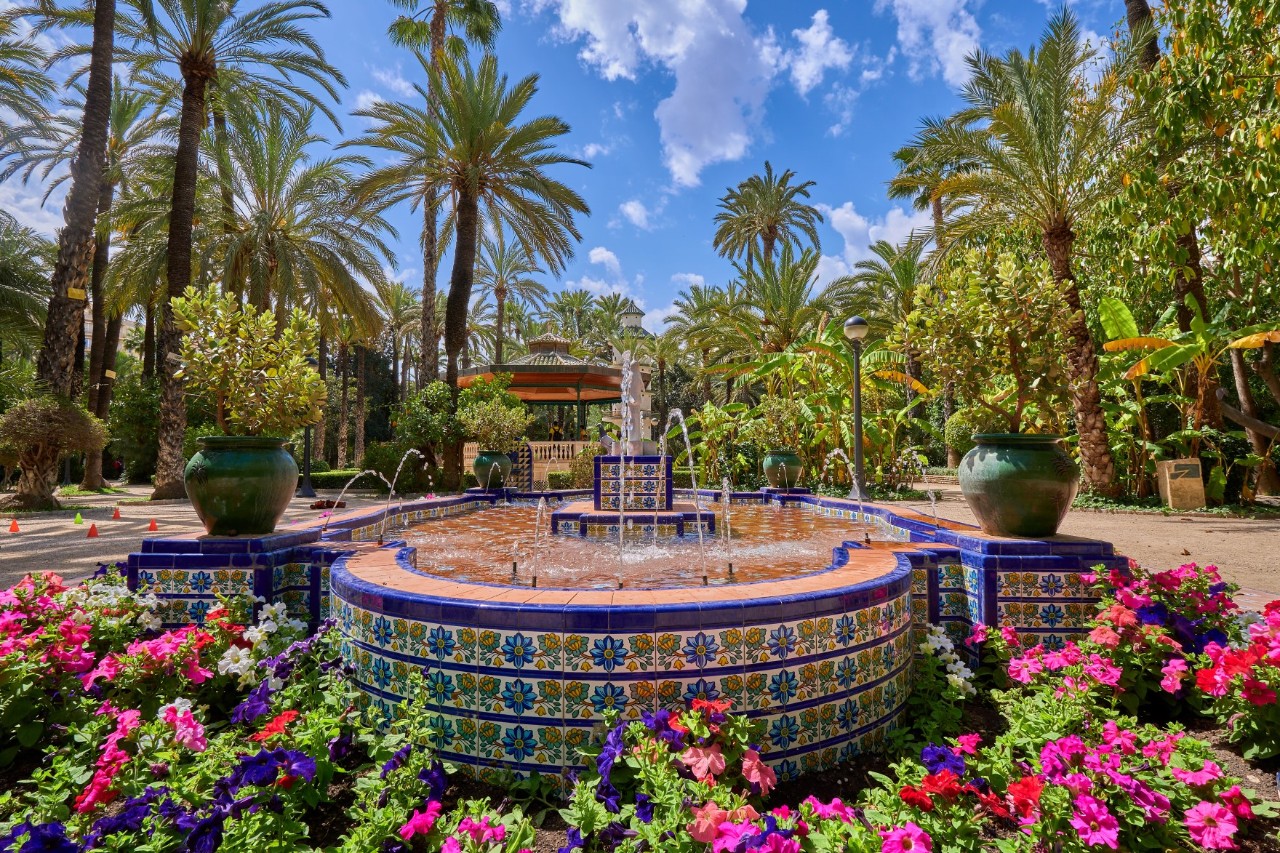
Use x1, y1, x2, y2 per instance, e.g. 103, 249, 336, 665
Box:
330, 545, 915, 786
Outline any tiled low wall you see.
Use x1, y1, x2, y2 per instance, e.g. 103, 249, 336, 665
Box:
331, 540, 915, 786
125, 488, 1124, 783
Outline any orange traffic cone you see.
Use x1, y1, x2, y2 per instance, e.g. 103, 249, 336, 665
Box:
148, 518, 158, 532
86, 523, 98, 538
7, 518, 18, 533
112, 506, 121, 520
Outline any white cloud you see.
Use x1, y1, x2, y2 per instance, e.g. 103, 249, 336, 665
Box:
354, 90, 385, 112
533, 0, 782, 186
670, 272, 705, 289
643, 302, 679, 333
588, 246, 622, 277
618, 199, 651, 229
582, 141, 613, 159
874, 0, 980, 87
783, 10, 853, 96
818, 201, 932, 270
0, 176, 66, 237
370, 64, 417, 98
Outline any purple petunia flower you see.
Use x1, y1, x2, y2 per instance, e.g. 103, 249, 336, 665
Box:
558, 827, 584, 853
185, 814, 224, 853
380, 744, 412, 779
921, 743, 965, 776
635, 793, 653, 824
230, 680, 273, 725
418, 760, 447, 801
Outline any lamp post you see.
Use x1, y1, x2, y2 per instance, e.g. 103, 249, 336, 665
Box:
843, 316, 870, 501
297, 356, 319, 499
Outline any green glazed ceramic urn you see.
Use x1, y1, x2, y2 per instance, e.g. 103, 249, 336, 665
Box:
184, 436, 298, 536
958, 433, 1080, 538
473, 450, 513, 490
762, 449, 804, 489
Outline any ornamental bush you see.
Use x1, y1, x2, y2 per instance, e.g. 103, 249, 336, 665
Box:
942, 406, 1002, 459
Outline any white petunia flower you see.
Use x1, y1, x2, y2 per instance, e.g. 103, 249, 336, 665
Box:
218, 646, 253, 676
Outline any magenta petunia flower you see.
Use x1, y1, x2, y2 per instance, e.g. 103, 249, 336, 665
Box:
1185, 801, 1238, 850
879, 822, 932, 853
1069, 795, 1119, 849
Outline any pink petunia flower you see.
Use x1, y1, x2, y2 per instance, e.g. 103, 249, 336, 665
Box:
681, 743, 726, 783
1185, 801, 1238, 850
741, 749, 777, 795
879, 822, 932, 853
1008, 656, 1044, 684
954, 734, 981, 755
1160, 658, 1189, 694
1069, 795, 1119, 849
399, 801, 443, 840
689, 802, 729, 843
1219, 786, 1254, 821
1172, 760, 1223, 787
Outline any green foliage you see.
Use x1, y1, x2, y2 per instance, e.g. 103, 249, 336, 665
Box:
912, 244, 1071, 434
743, 394, 803, 450
568, 446, 602, 488
0, 396, 107, 465
547, 471, 574, 490
944, 407, 1004, 458
171, 287, 325, 437
107, 375, 160, 484
362, 440, 438, 494
459, 397, 534, 452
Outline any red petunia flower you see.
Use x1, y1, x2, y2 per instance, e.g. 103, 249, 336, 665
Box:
250, 710, 299, 742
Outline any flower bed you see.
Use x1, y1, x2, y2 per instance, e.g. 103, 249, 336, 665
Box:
1, 563, 1277, 852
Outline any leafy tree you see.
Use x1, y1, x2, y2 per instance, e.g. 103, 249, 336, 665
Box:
475, 227, 546, 364
0, 13, 52, 129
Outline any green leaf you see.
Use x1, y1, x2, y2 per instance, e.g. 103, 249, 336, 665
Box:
16, 720, 43, 748
1099, 297, 1139, 340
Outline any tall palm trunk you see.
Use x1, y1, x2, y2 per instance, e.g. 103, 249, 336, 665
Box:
1043, 224, 1117, 495
35, 0, 115, 402
337, 342, 349, 468
400, 341, 411, 398
442, 191, 480, 487
1229, 348, 1280, 495
152, 66, 214, 500
1124, 0, 1222, 430
142, 301, 156, 379
86, 181, 115, 418
494, 285, 506, 364
314, 333, 328, 463
354, 345, 367, 467
390, 335, 401, 404
418, 8, 448, 386
82, 180, 116, 490
83, 314, 123, 488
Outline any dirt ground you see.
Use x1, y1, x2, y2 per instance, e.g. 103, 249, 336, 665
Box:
2, 481, 1277, 602
907, 483, 1280, 601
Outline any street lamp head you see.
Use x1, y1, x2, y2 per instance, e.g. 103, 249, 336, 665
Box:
843, 316, 869, 342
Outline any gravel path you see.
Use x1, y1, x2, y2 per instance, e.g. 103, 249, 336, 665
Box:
2, 482, 1276, 602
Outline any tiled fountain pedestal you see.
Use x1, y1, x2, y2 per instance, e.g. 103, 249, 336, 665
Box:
125, 489, 1127, 787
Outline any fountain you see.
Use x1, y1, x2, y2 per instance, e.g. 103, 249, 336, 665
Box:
320, 469, 393, 535
378, 449, 426, 544
123, 357, 1127, 790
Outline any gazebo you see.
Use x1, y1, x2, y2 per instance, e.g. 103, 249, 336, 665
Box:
457, 332, 627, 480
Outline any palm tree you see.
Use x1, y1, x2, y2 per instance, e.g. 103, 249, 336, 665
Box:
670, 282, 726, 401
384, 0, 500, 384
0, 13, 53, 131
474, 227, 546, 363
25, 0, 114, 403
829, 237, 927, 404
730, 247, 832, 360
642, 330, 683, 436
118, 0, 346, 499
713, 161, 823, 268
374, 280, 422, 402
427, 55, 588, 440
3, 80, 171, 487
0, 212, 52, 361
213, 104, 389, 331
544, 288, 595, 341
924, 10, 1135, 494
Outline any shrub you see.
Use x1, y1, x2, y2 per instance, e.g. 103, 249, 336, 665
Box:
171, 287, 324, 437
459, 398, 534, 452
108, 374, 160, 483
547, 471, 575, 490
944, 406, 1003, 458
569, 445, 603, 488
362, 441, 435, 494
745, 395, 804, 450
0, 396, 108, 509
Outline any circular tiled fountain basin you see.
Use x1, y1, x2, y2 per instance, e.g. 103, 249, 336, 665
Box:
331, 527, 914, 784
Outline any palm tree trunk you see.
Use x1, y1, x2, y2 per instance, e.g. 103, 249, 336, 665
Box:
83, 313, 122, 489
34, 0, 115, 403
337, 342, 349, 468
391, 335, 400, 405
442, 191, 481, 488
1043, 224, 1117, 495
315, 332, 328, 463
354, 345, 366, 467
495, 286, 507, 364
1255, 342, 1280, 406
86, 180, 116, 416
73, 315, 87, 399
1124, 0, 1222, 431
152, 69, 213, 500
142, 301, 156, 379
421, 204, 440, 384
400, 340, 411, 398
1229, 348, 1280, 495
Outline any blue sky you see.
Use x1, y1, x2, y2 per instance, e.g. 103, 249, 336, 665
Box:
3, 0, 1125, 332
